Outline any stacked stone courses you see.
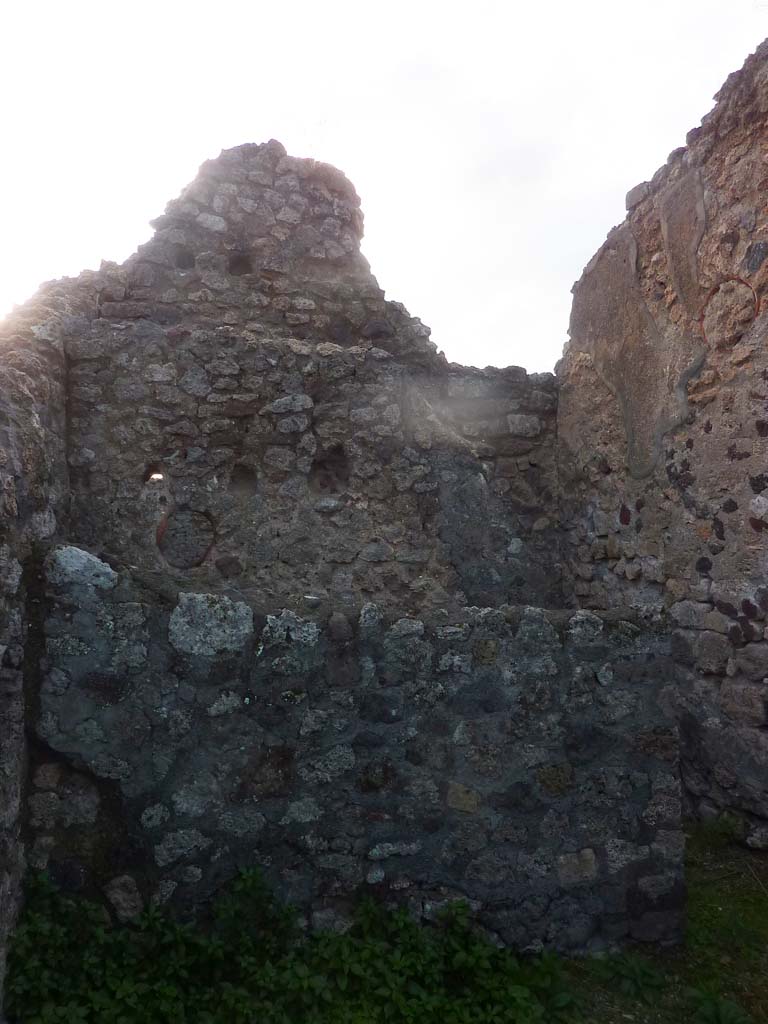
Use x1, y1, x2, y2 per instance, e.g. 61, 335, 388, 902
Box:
34, 556, 682, 953
4, 38, 768, 1008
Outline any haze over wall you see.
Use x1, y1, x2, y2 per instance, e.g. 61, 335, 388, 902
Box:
1, 0, 767, 370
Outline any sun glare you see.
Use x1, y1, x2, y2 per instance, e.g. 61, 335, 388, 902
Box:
1, 0, 766, 371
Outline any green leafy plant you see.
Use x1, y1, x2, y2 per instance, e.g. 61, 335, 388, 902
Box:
590, 952, 665, 1004
686, 988, 753, 1024
688, 815, 749, 856
5, 873, 580, 1024
9, 857, 764, 1024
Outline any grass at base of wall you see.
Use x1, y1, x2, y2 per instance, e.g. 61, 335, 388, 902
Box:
569, 819, 768, 1023
4, 821, 767, 1024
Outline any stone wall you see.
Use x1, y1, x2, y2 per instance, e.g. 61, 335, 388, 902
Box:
558, 40, 768, 842
8, 39, 768, 1005
30, 545, 682, 952
0, 291, 84, 1007
0, 137, 564, 1010
63, 140, 561, 620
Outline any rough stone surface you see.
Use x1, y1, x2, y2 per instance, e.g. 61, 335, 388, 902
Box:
103, 875, 144, 923
53, 142, 560, 621
33, 568, 682, 952
47, 546, 118, 592
558, 39, 768, 833
169, 592, 254, 655
0, 273, 70, 1008
6, 40, 768, 1004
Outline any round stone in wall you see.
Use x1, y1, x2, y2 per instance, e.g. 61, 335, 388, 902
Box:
158, 511, 215, 568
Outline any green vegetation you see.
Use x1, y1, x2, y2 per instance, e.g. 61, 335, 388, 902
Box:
5, 821, 767, 1024
5, 874, 578, 1024
568, 819, 768, 1022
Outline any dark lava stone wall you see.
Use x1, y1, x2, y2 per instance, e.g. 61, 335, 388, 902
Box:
31, 545, 682, 952
558, 41, 768, 845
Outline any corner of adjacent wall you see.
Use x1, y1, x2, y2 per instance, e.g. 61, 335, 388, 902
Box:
0, 291, 84, 1012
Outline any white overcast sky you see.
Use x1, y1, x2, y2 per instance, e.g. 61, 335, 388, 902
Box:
1, 1, 767, 371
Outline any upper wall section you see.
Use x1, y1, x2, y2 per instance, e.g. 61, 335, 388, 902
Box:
561, 39, 768, 478
63, 141, 562, 618
559, 37, 768, 612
